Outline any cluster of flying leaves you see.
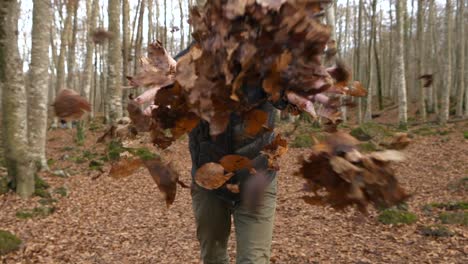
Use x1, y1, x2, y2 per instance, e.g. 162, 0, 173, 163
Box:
52, 89, 91, 121
298, 132, 410, 213
53, 0, 408, 211
126, 0, 368, 149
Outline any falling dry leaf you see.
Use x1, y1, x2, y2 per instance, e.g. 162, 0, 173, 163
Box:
194, 162, 234, 190
52, 89, 91, 121
109, 158, 143, 179
244, 109, 269, 137
219, 155, 252, 172
142, 159, 180, 207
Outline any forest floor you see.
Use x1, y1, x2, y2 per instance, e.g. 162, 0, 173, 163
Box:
0, 118, 467, 264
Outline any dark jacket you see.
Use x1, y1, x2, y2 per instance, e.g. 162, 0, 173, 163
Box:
175, 46, 288, 205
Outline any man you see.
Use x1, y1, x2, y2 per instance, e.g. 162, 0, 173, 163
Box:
175, 43, 289, 264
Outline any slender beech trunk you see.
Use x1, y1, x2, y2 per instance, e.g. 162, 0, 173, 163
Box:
107, 0, 123, 123
417, 0, 427, 121
456, 0, 465, 117
148, 0, 154, 43
66, 0, 79, 91
179, 0, 185, 50
356, 0, 363, 124
365, 0, 377, 122
396, 0, 408, 128
83, 0, 98, 113
28, 0, 52, 171
440, 0, 452, 125
1, 0, 35, 198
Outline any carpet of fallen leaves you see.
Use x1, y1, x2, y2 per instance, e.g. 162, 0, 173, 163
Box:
1, 122, 467, 264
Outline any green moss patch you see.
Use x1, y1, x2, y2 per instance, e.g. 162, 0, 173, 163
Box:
439, 212, 468, 226
34, 175, 51, 198
464, 131, 468, 140
419, 225, 454, 237
358, 142, 379, 152
0, 176, 9, 195
427, 201, 468, 211
53, 187, 68, 197
16, 206, 56, 220
378, 209, 418, 225
291, 133, 313, 148
0, 230, 22, 255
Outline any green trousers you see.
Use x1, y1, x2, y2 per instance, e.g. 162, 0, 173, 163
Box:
191, 178, 277, 264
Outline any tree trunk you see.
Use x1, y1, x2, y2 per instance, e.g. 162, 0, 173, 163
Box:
28, 0, 52, 171
416, 0, 427, 121
388, 0, 394, 101
55, 0, 73, 95
364, 0, 377, 122
155, 0, 160, 41
179, 0, 185, 50
134, 0, 145, 75
374, 9, 383, 111
83, 0, 98, 110
164, 0, 167, 47
427, 0, 436, 113
356, 0, 363, 124
148, 0, 154, 43
396, 0, 408, 128
107, 0, 123, 123
456, 0, 465, 117
1, 0, 35, 198
122, 0, 131, 115
440, 0, 452, 125
66, 0, 79, 91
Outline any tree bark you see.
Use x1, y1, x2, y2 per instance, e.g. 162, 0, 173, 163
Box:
1, 0, 35, 198
66, 0, 79, 91
355, 0, 363, 124
416, 0, 427, 121
28, 0, 52, 171
107, 0, 123, 123
364, 0, 377, 122
179, 0, 185, 50
396, 0, 408, 128
440, 0, 452, 125
456, 0, 465, 117
83, 0, 98, 112
55, 0, 73, 94
148, 0, 154, 43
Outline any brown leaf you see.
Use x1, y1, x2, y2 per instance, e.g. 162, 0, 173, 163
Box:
219, 155, 252, 172
127, 100, 151, 132
109, 158, 143, 179
194, 162, 235, 190
347, 81, 368, 97
297, 132, 409, 213
262, 134, 288, 170
244, 109, 269, 137
226, 184, 240, 193
52, 89, 91, 121
418, 74, 433, 87
382, 132, 411, 150
142, 159, 179, 207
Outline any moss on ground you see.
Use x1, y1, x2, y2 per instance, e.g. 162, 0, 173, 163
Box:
419, 225, 454, 237
378, 209, 418, 225
53, 187, 68, 197
350, 122, 393, 142
464, 131, 468, 139
0, 176, 9, 195
439, 212, 468, 226
34, 175, 51, 198
0, 230, 22, 255
358, 142, 380, 152
16, 206, 56, 220
291, 133, 313, 148
426, 201, 468, 211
